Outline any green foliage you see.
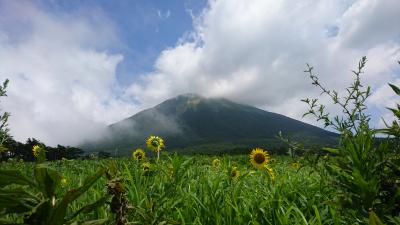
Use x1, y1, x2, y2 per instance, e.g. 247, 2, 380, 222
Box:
377, 62, 400, 141
0, 152, 107, 224
301, 57, 400, 223
2, 137, 85, 162
0, 79, 10, 153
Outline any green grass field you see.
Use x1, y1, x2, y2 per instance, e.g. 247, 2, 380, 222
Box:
2, 154, 348, 225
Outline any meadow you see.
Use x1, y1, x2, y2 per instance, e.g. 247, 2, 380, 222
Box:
2, 153, 348, 225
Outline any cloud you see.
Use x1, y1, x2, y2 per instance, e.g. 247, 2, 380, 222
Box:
0, 0, 399, 146
0, 1, 136, 145
157, 9, 171, 20
128, 0, 400, 128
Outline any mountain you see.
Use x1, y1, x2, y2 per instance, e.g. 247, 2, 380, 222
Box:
82, 94, 338, 155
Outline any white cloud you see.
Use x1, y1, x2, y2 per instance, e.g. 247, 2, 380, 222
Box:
129, 0, 400, 128
0, 0, 399, 146
157, 9, 171, 20
0, 1, 136, 145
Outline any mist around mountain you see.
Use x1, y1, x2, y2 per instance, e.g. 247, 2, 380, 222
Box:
81, 94, 338, 156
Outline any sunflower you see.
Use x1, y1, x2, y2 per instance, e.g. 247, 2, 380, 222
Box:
132, 148, 145, 161
249, 148, 270, 169
32, 145, 41, 158
212, 158, 220, 167
230, 166, 240, 179
142, 162, 151, 172
146, 136, 165, 152
61, 178, 68, 187
291, 162, 300, 169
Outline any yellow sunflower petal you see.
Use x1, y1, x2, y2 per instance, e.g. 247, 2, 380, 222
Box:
249, 147, 270, 169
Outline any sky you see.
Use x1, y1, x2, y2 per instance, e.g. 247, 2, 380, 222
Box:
0, 0, 399, 146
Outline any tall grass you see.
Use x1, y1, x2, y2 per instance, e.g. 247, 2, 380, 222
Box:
2, 155, 346, 224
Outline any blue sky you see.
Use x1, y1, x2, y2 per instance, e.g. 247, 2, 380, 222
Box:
36, 0, 207, 85
0, 0, 399, 145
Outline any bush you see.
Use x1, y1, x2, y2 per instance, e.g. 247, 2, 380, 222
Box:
301, 57, 399, 222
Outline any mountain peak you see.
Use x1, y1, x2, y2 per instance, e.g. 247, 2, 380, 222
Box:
179, 93, 203, 99
84, 94, 337, 155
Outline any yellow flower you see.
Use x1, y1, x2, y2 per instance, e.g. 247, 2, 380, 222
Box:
249, 148, 270, 169
142, 162, 151, 172
146, 136, 165, 152
61, 178, 68, 186
132, 148, 145, 161
230, 166, 240, 179
212, 158, 220, 167
32, 145, 41, 157
291, 162, 300, 169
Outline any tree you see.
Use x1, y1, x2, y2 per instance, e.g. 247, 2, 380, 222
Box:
0, 79, 10, 159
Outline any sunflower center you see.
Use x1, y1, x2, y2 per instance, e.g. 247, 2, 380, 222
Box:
137, 154, 142, 159
231, 170, 238, 177
254, 153, 266, 164
151, 140, 159, 147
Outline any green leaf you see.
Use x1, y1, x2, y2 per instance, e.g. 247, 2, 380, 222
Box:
369, 210, 384, 225
68, 219, 109, 225
0, 188, 40, 214
34, 163, 62, 198
0, 170, 36, 188
0, 218, 23, 225
23, 199, 52, 225
389, 83, 400, 96
48, 168, 105, 225
322, 147, 339, 155
65, 196, 108, 221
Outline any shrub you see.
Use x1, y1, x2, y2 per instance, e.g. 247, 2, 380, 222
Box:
301, 57, 399, 222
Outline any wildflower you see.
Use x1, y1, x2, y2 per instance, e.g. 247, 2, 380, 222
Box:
291, 162, 300, 169
230, 166, 240, 179
212, 158, 220, 167
146, 136, 164, 152
250, 148, 270, 169
142, 162, 151, 172
32, 145, 41, 158
132, 148, 145, 161
61, 178, 68, 187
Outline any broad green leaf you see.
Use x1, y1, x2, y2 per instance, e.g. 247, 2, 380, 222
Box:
0, 188, 40, 214
0, 170, 36, 188
34, 163, 62, 198
48, 168, 105, 225
369, 210, 384, 225
0, 218, 23, 225
23, 199, 52, 225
